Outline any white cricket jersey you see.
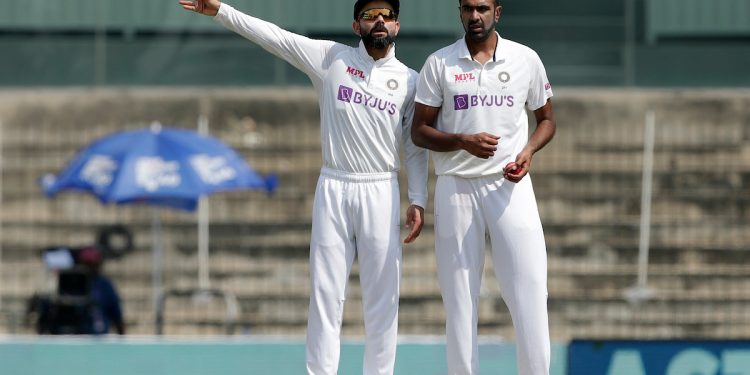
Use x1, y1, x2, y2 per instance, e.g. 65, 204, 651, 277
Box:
215, 4, 428, 207
415, 33, 553, 178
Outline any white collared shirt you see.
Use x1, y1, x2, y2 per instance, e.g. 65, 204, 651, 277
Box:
416, 33, 553, 178
215, 3, 427, 207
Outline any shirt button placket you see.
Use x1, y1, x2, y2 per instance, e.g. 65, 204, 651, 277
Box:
477, 65, 486, 95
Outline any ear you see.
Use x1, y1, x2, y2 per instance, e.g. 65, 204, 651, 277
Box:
393, 20, 401, 36
353, 20, 361, 36
495, 5, 502, 22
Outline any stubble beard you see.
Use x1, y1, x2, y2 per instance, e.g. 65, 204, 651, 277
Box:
464, 20, 496, 42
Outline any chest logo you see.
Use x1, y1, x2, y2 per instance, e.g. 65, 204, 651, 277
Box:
453, 94, 515, 110
337, 85, 398, 115
346, 66, 366, 80
498, 71, 510, 83
454, 95, 469, 110
337, 85, 354, 102
454, 72, 476, 83
387, 79, 399, 90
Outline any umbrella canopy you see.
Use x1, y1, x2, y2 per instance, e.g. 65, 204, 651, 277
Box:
42, 123, 276, 211
41, 123, 277, 314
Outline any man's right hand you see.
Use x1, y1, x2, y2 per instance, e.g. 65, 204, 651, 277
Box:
459, 132, 500, 159
179, 0, 221, 17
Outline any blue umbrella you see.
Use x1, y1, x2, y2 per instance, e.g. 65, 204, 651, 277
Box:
42, 123, 276, 210
41, 123, 277, 309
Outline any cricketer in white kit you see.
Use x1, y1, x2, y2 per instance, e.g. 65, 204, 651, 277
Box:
179, 0, 428, 374
411, 0, 557, 374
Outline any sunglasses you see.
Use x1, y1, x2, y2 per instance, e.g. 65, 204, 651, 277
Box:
359, 8, 398, 21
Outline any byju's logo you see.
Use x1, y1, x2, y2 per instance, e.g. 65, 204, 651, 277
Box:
454, 94, 469, 110
453, 94, 515, 111
336, 85, 397, 115
338, 85, 354, 102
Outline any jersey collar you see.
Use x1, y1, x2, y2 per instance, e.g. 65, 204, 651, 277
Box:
357, 40, 396, 66
458, 31, 504, 63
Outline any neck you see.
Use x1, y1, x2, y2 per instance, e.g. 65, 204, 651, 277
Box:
365, 43, 392, 60
465, 31, 498, 58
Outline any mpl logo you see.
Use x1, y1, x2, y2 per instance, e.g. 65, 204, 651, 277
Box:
454, 72, 476, 83
346, 66, 366, 80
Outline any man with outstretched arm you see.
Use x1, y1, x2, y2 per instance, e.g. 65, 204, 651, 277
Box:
180, 1, 428, 374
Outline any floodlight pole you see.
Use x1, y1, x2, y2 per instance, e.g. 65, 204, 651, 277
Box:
625, 111, 656, 305
197, 115, 211, 290
637, 111, 655, 287
152, 208, 163, 315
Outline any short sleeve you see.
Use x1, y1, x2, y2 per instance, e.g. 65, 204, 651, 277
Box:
415, 54, 444, 108
525, 49, 553, 111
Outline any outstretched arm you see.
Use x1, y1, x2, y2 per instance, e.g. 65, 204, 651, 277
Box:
179, 0, 219, 16
504, 99, 556, 182
178, 0, 337, 83
411, 103, 500, 159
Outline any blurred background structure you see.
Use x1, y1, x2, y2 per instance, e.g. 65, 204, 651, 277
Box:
2, 0, 750, 87
0, 0, 749, 373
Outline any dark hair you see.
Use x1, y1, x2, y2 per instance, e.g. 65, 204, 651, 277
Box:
354, 0, 400, 20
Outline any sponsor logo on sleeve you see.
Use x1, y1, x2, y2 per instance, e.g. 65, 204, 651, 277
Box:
545, 82, 552, 90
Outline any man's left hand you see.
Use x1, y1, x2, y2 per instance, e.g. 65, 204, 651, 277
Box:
403, 204, 424, 244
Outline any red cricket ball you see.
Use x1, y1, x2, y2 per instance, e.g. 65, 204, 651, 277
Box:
505, 162, 519, 175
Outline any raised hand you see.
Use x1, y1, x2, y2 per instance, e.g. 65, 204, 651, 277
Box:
178, 0, 220, 16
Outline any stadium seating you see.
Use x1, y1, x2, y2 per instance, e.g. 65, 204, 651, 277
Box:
0, 88, 748, 340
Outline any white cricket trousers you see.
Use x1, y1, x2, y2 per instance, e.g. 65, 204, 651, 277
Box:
306, 167, 402, 375
434, 174, 550, 375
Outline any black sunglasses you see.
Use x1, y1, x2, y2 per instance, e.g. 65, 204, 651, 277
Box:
359, 8, 398, 21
